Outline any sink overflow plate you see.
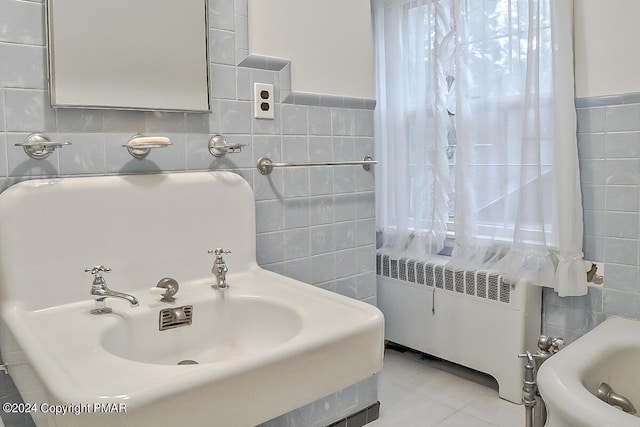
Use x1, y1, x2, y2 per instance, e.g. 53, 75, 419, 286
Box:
159, 305, 193, 331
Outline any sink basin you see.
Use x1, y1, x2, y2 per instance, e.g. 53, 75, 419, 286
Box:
2, 270, 383, 427
538, 317, 640, 427
101, 296, 303, 365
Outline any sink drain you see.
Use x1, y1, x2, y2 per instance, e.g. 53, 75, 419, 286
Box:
177, 359, 198, 365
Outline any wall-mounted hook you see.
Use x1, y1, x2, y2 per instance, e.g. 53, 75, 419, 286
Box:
15, 133, 70, 160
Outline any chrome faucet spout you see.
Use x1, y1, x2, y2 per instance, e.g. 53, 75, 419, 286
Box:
215, 263, 229, 288
597, 383, 636, 414
91, 286, 139, 307
208, 248, 231, 289
86, 265, 139, 315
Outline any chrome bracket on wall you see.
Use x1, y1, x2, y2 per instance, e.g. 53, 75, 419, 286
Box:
208, 134, 248, 157
15, 133, 71, 160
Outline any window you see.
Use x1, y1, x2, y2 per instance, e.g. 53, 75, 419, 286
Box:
374, 0, 559, 250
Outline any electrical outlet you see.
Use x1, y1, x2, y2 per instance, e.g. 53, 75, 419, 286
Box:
254, 83, 274, 120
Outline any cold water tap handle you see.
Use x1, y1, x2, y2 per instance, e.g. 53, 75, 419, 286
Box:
85, 265, 111, 279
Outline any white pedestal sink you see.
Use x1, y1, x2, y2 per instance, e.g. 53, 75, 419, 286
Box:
0, 172, 384, 427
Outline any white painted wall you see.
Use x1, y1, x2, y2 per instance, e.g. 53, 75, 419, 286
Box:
248, 0, 374, 99
574, 0, 640, 97
248, 0, 637, 99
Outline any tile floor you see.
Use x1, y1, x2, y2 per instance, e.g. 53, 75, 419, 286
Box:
369, 347, 524, 427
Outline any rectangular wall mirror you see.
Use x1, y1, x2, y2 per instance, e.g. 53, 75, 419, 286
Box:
46, 0, 210, 112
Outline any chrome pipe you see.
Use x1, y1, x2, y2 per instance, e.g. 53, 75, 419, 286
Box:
256, 155, 377, 175
525, 405, 534, 427
535, 397, 547, 427
519, 351, 539, 427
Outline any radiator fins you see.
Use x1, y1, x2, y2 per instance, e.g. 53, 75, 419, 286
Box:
376, 253, 512, 304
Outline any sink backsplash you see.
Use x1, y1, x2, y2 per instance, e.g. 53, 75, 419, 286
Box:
0, 172, 259, 310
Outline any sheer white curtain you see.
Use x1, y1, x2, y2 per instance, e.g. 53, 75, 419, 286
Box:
372, 0, 454, 258
372, 0, 585, 296
450, 0, 586, 296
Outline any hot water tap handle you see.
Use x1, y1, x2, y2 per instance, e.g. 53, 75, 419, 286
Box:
207, 248, 231, 288
208, 248, 231, 271
85, 266, 112, 285
85, 265, 111, 277
208, 248, 231, 257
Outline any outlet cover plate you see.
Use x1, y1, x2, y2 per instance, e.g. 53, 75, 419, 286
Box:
254, 83, 274, 119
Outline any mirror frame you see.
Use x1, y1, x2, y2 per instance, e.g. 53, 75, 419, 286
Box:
45, 0, 211, 112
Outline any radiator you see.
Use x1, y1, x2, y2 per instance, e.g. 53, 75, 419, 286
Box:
376, 253, 541, 403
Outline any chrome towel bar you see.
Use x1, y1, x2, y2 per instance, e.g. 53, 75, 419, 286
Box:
256, 155, 377, 175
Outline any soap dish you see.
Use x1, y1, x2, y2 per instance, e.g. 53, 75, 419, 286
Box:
123, 134, 172, 160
